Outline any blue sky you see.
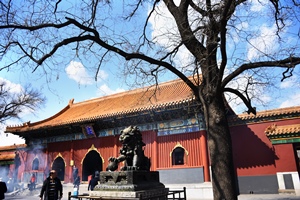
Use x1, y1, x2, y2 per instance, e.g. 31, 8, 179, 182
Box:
0, 0, 300, 146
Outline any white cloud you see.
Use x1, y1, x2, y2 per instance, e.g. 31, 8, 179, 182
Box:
279, 93, 300, 108
65, 61, 95, 85
97, 84, 125, 96
0, 77, 23, 94
148, 2, 196, 70
250, 0, 268, 12
65, 61, 93, 84
247, 24, 279, 60
0, 123, 25, 146
280, 75, 298, 89
149, 3, 179, 49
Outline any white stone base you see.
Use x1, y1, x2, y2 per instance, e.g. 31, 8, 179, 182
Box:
277, 171, 300, 196
90, 188, 169, 199
165, 182, 213, 200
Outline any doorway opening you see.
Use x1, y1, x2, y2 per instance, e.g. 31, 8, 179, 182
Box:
52, 157, 65, 181
82, 150, 103, 181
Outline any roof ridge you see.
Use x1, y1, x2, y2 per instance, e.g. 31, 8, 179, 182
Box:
71, 77, 192, 106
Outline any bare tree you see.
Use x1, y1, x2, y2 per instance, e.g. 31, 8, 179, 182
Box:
0, 80, 45, 123
0, 0, 300, 199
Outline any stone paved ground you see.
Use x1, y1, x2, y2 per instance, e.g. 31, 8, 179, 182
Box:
5, 183, 300, 200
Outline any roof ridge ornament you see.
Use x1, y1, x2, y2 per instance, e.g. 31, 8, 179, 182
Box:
265, 124, 277, 135
69, 98, 75, 107
23, 121, 31, 127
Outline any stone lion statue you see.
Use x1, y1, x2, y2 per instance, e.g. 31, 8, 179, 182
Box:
106, 126, 151, 171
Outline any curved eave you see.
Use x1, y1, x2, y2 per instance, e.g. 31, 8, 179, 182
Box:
0, 144, 27, 151
0, 153, 15, 161
5, 104, 72, 132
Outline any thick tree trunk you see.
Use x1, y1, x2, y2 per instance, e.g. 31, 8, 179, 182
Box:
206, 96, 238, 200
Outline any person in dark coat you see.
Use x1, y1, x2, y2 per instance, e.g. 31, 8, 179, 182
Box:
74, 176, 80, 187
0, 180, 7, 200
72, 166, 78, 184
39, 170, 63, 200
88, 173, 99, 191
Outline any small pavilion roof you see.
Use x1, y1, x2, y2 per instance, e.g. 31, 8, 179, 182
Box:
265, 123, 300, 144
6, 77, 197, 133
265, 124, 300, 136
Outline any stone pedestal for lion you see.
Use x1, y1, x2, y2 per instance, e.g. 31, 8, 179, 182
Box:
90, 171, 168, 199
90, 126, 168, 199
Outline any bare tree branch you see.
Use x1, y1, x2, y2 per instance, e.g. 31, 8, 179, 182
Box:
222, 57, 300, 88
224, 87, 256, 115
0, 81, 45, 123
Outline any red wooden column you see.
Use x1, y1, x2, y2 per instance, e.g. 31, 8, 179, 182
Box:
152, 130, 158, 171
45, 147, 49, 180
200, 130, 210, 182
114, 136, 118, 157
69, 140, 74, 183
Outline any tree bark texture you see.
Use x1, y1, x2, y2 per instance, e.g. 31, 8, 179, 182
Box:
205, 93, 238, 200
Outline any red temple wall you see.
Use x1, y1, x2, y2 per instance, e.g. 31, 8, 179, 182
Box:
156, 131, 204, 169
141, 130, 157, 171
21, 116, 299, 183
41, 130, 205, 182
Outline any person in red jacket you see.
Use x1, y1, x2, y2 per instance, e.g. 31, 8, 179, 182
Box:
28, 173, 36, 191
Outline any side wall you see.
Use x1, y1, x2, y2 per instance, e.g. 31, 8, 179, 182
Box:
230, 118, 300, 194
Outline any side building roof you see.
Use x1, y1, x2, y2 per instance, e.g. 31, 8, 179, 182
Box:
228, 106, 300, 126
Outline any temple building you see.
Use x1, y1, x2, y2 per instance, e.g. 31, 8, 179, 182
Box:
2, 77, 300, 196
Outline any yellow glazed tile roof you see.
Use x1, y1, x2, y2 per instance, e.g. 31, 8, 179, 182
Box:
6, 77, 196, 132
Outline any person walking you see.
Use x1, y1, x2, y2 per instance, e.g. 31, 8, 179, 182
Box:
39, 170, 63, 200
72, 165, 78, 184
0, 179, 7, 200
